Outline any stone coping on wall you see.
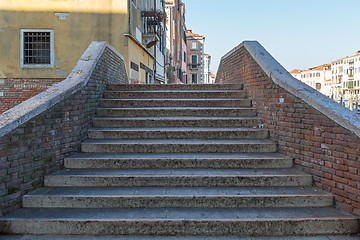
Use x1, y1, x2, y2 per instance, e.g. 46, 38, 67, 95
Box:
219, 41, 360, 139
0, 41, 128, 139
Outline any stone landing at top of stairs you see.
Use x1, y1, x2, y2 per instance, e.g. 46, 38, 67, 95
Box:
0, 84, 359, 237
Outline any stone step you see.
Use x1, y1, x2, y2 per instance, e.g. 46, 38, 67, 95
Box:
44, 168, 313, 187
87, 127, 269, 139
96, 107, 257, 117
2, 235, 360, 240
23, 186, 333, 209
1, 208, 358, 236
104, 90, 247, 99
81, 139, 278, 154
64, 153, 293, 169
92, 116, 263, 128
107, 83, 244, 91
100, 99, 252, 108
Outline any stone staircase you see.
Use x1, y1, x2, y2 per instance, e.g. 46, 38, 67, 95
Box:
0, 84, 359, 237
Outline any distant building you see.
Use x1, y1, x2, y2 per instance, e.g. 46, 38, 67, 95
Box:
335, 51, 360, 109
210, 73, 216, 84
186, 30, 205, 84
290, 50, 360, 111
299, 64, 331, 96
331, 57, 346, 101
165, 0, 187, 84
289, 69, 302, 80
204, 53, 211, 84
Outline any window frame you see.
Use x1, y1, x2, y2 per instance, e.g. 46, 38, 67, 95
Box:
20, 29, 55, 69
191, 41, 197, 50
191, 54, 198, 69
191, 73, 198, 84
191, 54, 198, 64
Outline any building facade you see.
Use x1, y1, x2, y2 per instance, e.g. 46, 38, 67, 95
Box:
186, 29, 205, 84
0, 0, 169, 112
290, 50, 360, 110
209, 73, 216, 84
203, 53, 211, 84
164, 0, 187, 84
296, 64, 331, 96
338, 51, 360, 109
142, 0, 167, 83
0, 0, 160, 83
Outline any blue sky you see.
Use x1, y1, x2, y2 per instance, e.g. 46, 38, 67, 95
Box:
184, 0, 360, 73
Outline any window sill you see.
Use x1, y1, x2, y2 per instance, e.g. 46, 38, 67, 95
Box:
20, 64, 54, 69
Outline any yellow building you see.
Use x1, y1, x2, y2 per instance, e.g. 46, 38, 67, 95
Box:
0, 0, 155, 83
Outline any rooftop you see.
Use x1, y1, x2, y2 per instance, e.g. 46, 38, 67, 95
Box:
186, 29, 205, 39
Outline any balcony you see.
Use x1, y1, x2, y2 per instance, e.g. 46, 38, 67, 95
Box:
142, 10, 165, 48
188, 63, 200, 70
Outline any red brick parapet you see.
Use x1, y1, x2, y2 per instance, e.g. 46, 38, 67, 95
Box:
0, 78, 63, 114
216, 41, 360, 216
0, 41, 129, 216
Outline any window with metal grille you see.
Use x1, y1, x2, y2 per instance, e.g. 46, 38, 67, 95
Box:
20, 29, 54, 68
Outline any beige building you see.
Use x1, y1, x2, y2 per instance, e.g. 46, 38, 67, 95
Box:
298, 64, 331, 96
0, 0, 167, 84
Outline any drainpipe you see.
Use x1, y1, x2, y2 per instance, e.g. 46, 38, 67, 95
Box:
128, 0, 131, 35
153, 0, 157, 84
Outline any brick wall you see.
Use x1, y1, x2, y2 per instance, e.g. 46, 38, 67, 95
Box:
0, 42, 128, 216
216, 42, 360, 216
0, 78, 63, 114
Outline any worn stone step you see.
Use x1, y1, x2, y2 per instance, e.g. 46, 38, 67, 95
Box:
87, 127, 269, 140
44, 168, 313, 187
100, 99, 252, 108
104, 90, 247, 99
23, 186, 333, 209
107, 83, 244, 91
81, 139, 277, 154
64, 153, 293, 169
1, 208, 358, 236
96, 107, 257, 117
92, 116, 263, 128
2, 235, 360, 240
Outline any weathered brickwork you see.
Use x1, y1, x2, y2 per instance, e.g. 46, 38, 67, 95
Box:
217, 46, 360, 216
0, 78, 63, 114
0, 45, 128, 216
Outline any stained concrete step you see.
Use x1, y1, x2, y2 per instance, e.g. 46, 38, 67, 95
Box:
23, 186, 333, 209
64, 153, 293, 169
107, 83, 244, 91
1, 208, 358, 236
104, 90, 247, 99
81, 139, 277, 154
87, 127, 269, 140
100, 99, 252, 108
96, 107, 257, 117
92, 116, 263, 128
44, 168, 313, 187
